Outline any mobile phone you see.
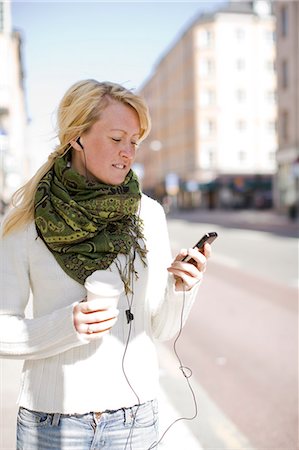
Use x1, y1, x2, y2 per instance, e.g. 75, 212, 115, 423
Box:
181, 231, 218, 263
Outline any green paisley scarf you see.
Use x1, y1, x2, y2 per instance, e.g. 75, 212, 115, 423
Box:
34, 153, 147, 293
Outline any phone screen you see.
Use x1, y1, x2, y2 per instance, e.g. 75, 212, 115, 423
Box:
181, 231, 218, 262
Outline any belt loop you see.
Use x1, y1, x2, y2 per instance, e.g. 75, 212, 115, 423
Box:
123, 407, 132, 426
51, 413, 61, 427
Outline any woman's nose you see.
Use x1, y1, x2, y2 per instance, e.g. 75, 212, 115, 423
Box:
120, 143, 135, 159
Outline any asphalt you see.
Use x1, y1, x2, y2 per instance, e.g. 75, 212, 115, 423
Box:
167, 208, 299, 238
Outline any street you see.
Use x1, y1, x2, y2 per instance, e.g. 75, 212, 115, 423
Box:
1, 210, 298, 449
163, 213, 298, 449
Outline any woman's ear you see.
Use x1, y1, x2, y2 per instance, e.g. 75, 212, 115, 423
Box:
71, 137, 84, 151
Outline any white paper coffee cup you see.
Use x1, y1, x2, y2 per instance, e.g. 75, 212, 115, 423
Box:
84, 271, 124, 309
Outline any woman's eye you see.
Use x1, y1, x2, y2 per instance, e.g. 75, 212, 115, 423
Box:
111, 138, 138, 148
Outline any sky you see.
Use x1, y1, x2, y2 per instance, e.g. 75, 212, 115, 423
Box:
11, 0, 226, 169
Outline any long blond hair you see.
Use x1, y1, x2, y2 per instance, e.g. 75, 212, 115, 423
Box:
2, 79, 151, 236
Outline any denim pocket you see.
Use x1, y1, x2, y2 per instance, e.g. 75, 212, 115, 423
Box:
17, 407, 52, 428
131, 400, 158, 428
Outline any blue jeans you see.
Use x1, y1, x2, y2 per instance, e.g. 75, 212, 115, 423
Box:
17, 400, 159, 450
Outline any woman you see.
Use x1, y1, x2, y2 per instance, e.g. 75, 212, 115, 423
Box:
0, 79, 211, 449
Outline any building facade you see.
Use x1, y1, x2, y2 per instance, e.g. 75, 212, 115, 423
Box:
137, 0, 277, 209
273, 1, 299, 218
0, 0, 28, 208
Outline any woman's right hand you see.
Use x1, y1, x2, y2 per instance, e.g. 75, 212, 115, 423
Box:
73, 299, 119, 339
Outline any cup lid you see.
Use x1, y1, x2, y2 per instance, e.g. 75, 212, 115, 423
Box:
85, 270, 124, 295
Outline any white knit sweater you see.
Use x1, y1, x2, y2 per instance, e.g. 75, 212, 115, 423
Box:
0, 195, 199, 413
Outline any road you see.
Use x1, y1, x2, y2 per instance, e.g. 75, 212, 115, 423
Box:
163, 216, 298, 449
1, 212, 298, 449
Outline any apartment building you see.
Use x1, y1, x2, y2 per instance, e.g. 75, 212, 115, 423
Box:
273, 1, 299, 217
137, 0, 277, 209
0, 0, 28, 207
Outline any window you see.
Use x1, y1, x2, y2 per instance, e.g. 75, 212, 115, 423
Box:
265, 30, 275, 43
200, 89, 215, 107
236, 28, 245, 40
236, 89, 246, 102
236, 59, 245, 71
281, 59, 288, 89
0, 2, 4, 33
236, 120, 246, 131
280, 5, 288, 37
266, 60, 275, 72
238, 150, 247, 162
266, 90, 276, 104
281, 110, 289, 142
267, 121, 276, 132
201, 146, 216, 169
198, 29, 213, 47
200, 119, 216, 138
208, 150, 214, 164
199, 59, 214, 77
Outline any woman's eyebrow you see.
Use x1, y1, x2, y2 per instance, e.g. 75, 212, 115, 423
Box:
110, 128, 140, 136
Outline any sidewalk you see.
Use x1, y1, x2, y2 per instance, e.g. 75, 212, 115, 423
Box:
168, 208, 299, 238
156, 343, 256, 450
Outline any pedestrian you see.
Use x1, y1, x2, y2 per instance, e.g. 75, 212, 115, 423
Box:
0, 79, 211, 449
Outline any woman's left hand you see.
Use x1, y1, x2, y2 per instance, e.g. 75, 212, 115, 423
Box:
167, 243, 211, 291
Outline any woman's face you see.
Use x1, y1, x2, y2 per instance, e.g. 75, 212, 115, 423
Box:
71, 100, 141, 185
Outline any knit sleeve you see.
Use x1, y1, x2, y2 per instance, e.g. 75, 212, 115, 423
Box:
151, 276, 199, 341
143, 198, 200, 341
0, 223, 89, 360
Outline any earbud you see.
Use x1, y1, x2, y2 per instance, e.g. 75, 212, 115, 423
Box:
76, 137, 84, 150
